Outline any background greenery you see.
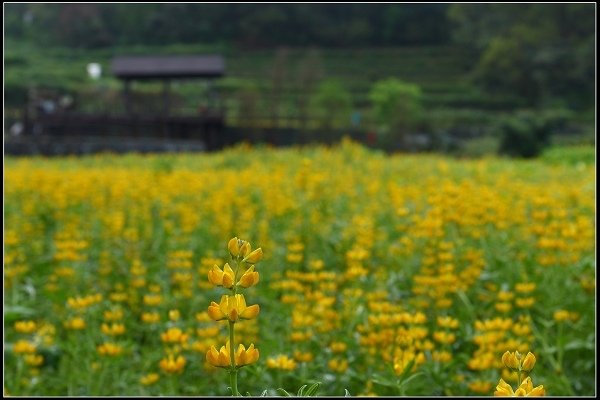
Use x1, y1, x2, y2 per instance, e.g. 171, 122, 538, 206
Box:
4, 4, 596, 157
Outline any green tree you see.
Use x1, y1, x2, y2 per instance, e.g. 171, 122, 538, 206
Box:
369, 78, 423, 145
310, 80, 353, 130
450, 4, 595, 109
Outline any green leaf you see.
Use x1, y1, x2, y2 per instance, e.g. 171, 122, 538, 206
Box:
4, 305, 36, 323
565, 340, 595, 351
304, 382, 321, 397
344, 389, 351, 397
277, 388, 293, 397
297, 384, 308, 396
260, 390, 268, 397
371, 373, 398, 388
398, 372, 424, 389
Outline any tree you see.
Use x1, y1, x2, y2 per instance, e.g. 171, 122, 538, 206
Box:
310, 80, 352, 130
296, 49, 324, 132
450, 4, 595, 109
369, 78, 423, 145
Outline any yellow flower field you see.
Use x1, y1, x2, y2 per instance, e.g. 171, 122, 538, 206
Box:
4, 140, 596, 396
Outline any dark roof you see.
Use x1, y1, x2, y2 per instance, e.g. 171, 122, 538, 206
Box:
111, 55, 225, 80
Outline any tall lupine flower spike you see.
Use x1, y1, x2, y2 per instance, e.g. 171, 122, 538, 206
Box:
206, 237, 263, 396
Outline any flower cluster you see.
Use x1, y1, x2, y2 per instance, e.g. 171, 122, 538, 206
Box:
206, 237, 263, 395
494, 351, 545, 396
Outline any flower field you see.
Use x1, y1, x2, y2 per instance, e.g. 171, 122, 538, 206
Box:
4, 140, 596, 396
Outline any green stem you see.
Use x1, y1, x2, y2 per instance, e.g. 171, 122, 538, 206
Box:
557, 323, 564, 369
229, 321, 239, 396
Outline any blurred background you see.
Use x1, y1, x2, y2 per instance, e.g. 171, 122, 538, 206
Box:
4, 3, 596, 157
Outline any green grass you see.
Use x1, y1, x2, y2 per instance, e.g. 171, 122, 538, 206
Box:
540, 145, 596, 166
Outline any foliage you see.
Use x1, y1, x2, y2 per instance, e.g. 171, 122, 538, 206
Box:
369, 78, 423, 145
540, 145, 596, 167
450, 4, 595, 109
497, 109, 573, 158
309, 80, 353, 130
4, 4, 451, 49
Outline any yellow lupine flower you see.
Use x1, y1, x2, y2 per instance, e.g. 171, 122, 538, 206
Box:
169, 309, 181, 321
24, 354, 44, 367
97, 342, 123, 357
494, 379, 515, 396
502, 351, 520, 370
234, 343, 260, 367
228, 237, 241, 257
328, 358, 348, 373
433, 331, 456, 344
239, 241, 251, 258
502, 351, 536, 372
143, 294, 162, 306
159, 354, 186, 374
141, 312, 160, 324
266, 354, 297, 371
160, 327, 189, 344
330, 341, 347, 353
237, 265, 260, 288
521, 352, 536, 371
64, 317, 86, 330
494, 377, 544, 397
206, 342, 259, 368
207, 294, 260, 322
437, 316, 459, 329
139, 373, 160, 385
553, 310, 579, 322
243, 248, 263, 264
101, 323, 126, 336
293, 350, 314, 362
469, 381, 493, 394
13, 340, 37, 354
515, 283, 536, 293
103, 309, 124, 321
208, 263, 235, 288
206, 344, 231, 368
516, 297, 535, 308
14, 320, 37, 334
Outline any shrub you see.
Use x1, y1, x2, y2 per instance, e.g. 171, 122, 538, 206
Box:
309, 79, 352, 130
368, 78, 423, 148
497, 109, 572, 158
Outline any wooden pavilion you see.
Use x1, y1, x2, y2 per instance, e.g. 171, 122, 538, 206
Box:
23, 55, 228, 152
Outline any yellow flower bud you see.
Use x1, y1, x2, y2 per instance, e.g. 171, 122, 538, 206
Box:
240, 241, 252, 258
221, 264, 235, 289
228, 237, 240, 257
521, 352, 536, 371
494, 379, 514, 397
207, 263, 235, 289
206, 342, 259, 368
528, 385, 545, 396
168, 309, 180, 321
235, 343, 259, 366
502, 351, 520, 370
206, 345, 231, 368
238, 265, 260, 288
207, 294, 260, 322
243, 248, 263, 264
208, 264, 224, 286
